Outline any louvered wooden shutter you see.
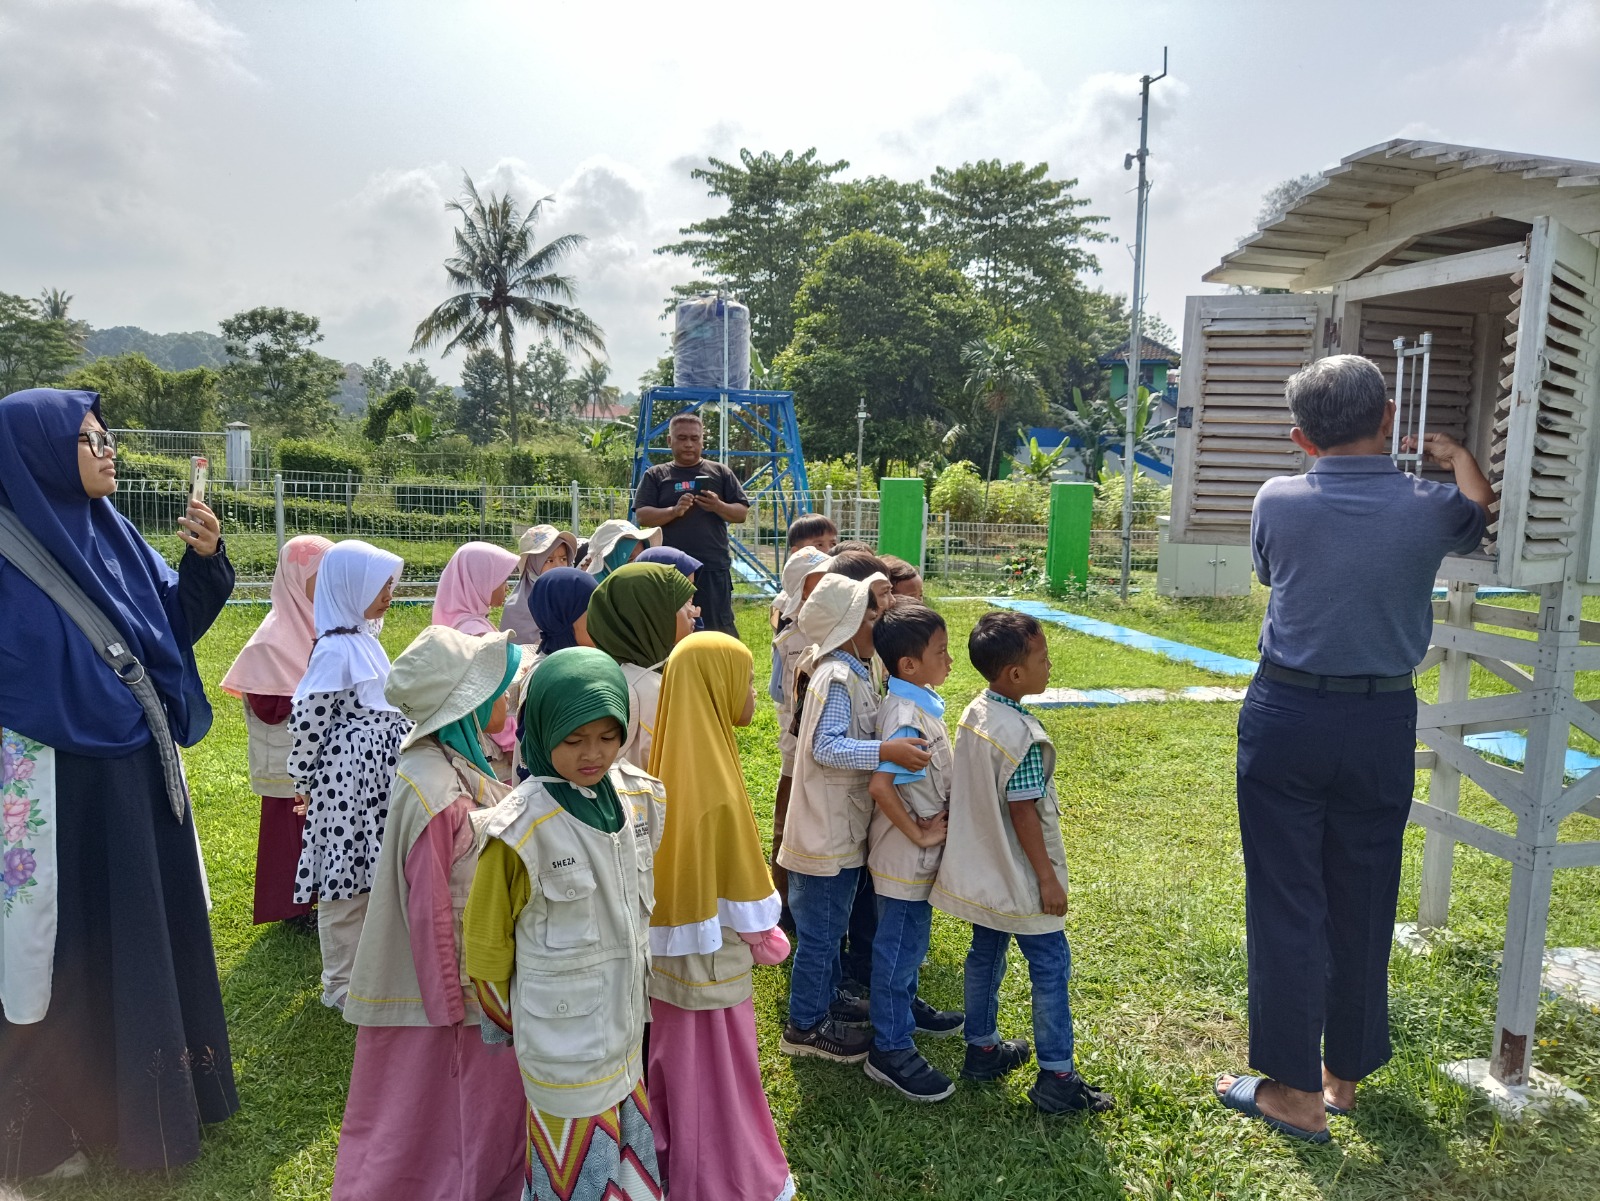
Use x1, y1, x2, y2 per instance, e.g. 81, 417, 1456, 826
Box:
1360, 306, 1475, 485
1169, 294, 1330, 545
1487, 217, 1600, 586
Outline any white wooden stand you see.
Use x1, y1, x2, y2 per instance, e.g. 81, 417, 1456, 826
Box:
1413, 575, 1600, 1102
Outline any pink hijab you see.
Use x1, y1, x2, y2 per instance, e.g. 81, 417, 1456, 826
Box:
221, 535, 334, 697
433, 541, 520, 636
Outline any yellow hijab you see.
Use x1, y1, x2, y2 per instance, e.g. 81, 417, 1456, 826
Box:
647, 632, 781, 956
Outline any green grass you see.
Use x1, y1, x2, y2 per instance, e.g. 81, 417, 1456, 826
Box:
29, 594, 1600, 1200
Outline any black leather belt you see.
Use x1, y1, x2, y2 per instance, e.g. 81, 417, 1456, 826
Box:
1259, 662, 1414, 694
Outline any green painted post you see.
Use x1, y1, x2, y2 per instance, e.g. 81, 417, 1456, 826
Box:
877, 478, 925, 566
1046, 481, 1094, 593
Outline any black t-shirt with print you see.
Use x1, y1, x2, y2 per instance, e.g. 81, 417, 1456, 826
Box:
632, 459, 749, 569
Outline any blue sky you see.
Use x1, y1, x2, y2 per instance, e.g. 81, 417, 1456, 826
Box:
3, 0, 1596, 389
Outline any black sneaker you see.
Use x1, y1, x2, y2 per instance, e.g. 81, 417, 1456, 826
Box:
961, 1037, 1032, 1081
911, 996, 964, 1038
864, 1046, 955, 1102
828, 986, 872, 1027
1028, 1069, 1115, 1114
780, 1016, 872, 1063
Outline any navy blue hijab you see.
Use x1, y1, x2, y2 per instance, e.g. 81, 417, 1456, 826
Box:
528, 567, 597, 655
0, 389, 211, 755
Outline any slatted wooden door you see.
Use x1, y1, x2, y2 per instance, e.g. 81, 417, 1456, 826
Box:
1169, 294, 1331, 545
1359, 305, 1477, 484
1488, 217, 1600, 586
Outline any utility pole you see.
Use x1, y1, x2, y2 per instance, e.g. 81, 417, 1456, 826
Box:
1120, 47, 1168, 602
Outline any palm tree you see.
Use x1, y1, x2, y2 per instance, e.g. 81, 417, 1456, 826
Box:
577, 355, 611, 420
37, 288, 72, 320
960, 328, 1041, 499
412, 174, 604, 445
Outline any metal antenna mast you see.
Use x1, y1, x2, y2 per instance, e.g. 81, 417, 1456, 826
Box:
1120, 47, 1168, 601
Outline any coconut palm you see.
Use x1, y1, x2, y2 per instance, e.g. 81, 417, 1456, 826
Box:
37, 287, 72, 320
960, 328, 1042, 498
577, 355, 612, 420
412, 174, 604, 445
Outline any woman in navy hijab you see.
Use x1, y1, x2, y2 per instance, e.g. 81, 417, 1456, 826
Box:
0, 389, 239, 1178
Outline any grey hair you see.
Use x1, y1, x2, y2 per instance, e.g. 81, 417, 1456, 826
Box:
668, 412, 703, 430
1284, 354, 1387, 450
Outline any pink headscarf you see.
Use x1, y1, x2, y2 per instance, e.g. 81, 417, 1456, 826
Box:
220, 535, 334, 697
433, 541, 520, 636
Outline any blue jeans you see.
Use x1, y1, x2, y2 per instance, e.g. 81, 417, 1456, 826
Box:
869, 896, 932, 1051
786, 868, 860, 1030
963, 924, 1075, 1072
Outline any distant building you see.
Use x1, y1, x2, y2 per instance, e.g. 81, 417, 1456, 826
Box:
1096, 334, 1181, 402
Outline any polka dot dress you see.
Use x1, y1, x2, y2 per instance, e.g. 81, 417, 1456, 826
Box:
288, 687, 411, 904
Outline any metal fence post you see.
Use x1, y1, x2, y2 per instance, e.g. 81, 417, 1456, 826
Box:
274, 472, 285, 555
570, 480, 580, 535
943, 513, 951, 576
824, 484, 833, 524
479, 479, 488, 539
345, 470, 355, 534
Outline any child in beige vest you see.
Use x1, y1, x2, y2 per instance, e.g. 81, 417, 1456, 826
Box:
774, 573, 929, 1066
862, 601, 964, 1102
933, 610, 1114, 1115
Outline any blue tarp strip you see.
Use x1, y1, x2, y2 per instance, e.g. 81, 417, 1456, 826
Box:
985, 598, 1259, 678
1462, 731, 1600, 779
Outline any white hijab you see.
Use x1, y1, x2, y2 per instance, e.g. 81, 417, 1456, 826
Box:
293, 540, 404, 712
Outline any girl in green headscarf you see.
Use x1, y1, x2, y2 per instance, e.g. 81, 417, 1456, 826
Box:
586, 563, 697, 772
433, 641, 522, 782
464, 646, 666, 1200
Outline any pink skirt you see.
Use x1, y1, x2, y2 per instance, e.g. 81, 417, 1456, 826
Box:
647, 997, 794, 1201
332, 1023, 525, 1201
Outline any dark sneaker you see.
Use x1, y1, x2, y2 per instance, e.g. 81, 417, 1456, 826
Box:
1028, 1069, 1115, 1114
961, 1038, 1032, 1081
911, 996, 964, 1038
828, 986, 872, 1027
780, 1016, 872, 1063
864, 1046, 955, 1102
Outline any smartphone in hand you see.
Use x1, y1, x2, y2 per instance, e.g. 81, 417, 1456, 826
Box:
189, 456, 209, 505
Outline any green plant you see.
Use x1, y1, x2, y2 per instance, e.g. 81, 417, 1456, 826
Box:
277, 439, 368, 477
1011, 433, 1067, 483
960, 327, 1042, 489
1093, 468, 1171, 531
1058, 384, 1174, 481
929, 460, 984, 522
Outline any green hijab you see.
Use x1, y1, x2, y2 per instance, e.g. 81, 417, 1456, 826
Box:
519, 647, 630, 832
436, 642, 522, 779
586, 563, 696, 668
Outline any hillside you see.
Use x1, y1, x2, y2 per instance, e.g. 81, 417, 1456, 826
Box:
84, 325, 229, 372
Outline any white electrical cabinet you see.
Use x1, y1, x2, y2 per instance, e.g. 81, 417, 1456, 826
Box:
1155, 516, 1251, 597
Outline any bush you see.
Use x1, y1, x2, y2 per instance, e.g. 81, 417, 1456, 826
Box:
985, 478, 1047, 525
278, 439, 368, 477
930, 461, 984, 521
1094, 471, 1171, 531
394, 483, 485, 517
115, 451, 189, 483
806, 457, 877, 495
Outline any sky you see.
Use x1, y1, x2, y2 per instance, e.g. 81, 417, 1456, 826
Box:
3, 0, 1598, 393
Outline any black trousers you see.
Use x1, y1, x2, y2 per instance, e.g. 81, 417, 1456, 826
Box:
694, 563, 738, 637
1235, 675, 1415, 1093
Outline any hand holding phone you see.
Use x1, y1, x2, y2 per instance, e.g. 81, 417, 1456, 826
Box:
189, 456, 209, 505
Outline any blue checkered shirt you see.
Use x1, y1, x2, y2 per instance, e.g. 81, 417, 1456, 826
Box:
987, 690, 1047, 801
812, 652, 882, 771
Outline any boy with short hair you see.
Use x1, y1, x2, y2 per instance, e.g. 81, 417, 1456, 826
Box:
787, 512, 839, 555
934, 610, 1114, 1114
777, 574, 931, 1064
879, 555, 924, 601
863, 601, 964, 1101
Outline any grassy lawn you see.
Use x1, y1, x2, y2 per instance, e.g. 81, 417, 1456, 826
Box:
24, 592, 1600, 1200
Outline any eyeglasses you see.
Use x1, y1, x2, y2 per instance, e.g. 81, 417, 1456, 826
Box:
78, 430, 117, 459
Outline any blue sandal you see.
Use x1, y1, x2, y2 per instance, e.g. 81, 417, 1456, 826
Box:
1215, 1074, 1332, 1144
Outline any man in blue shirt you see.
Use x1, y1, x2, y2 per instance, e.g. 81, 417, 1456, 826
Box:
1216, 355, 1489, 1143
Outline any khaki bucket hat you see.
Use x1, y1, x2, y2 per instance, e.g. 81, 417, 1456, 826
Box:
797, 571, 886, 658
581, 519, 662, 575
518, 524, 579, 568
387, 626, 514, 752
779, 546, 833, 620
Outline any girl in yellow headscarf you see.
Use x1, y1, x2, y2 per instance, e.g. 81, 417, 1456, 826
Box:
646, 632, 793, 1201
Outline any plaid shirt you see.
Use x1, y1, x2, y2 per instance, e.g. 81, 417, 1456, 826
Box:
812, 652, 882, 771
987, 690, 1047, 801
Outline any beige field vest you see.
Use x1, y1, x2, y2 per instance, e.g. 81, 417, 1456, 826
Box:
243, 699, 296, 797
486, 761, 664, 1119
931, 693, 1068, 936
649, 928, 756, 1011
345, 742, 508, 1027
775, 654, 880, 877
619, 662, 661, 772
867, 688, 953, 902
773, 625, 806, 770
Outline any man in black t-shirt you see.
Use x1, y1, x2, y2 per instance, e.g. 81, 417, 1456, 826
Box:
633, 411, 750, 636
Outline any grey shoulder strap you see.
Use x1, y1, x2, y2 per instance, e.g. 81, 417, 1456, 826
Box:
0, 506, 188, 822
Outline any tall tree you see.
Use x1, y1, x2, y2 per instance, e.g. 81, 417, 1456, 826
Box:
218, 306, 343, 435
961, 328, 1043, 487
0, 293, 81, 394
658, 148, 849, 359
455, 348, 512, 444
523, 342, 574, 422
577, 355, 612, 420
776, 232, 991, 471
412, 173, 603, 446
62, 353, 218, 431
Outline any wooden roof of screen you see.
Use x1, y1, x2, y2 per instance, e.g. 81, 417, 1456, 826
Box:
1207, 139, 1600, 291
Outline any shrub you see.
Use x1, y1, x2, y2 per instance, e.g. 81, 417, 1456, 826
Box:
930, 461, 984, 522
1094, 471, 1171, 531
278, 439, 368, 478
394, 483, 485, 517
984, 478, 1047, 525
115, 451, 189, 483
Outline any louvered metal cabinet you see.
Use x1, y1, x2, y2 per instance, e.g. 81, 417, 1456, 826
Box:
1168, 294, 1331, 545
